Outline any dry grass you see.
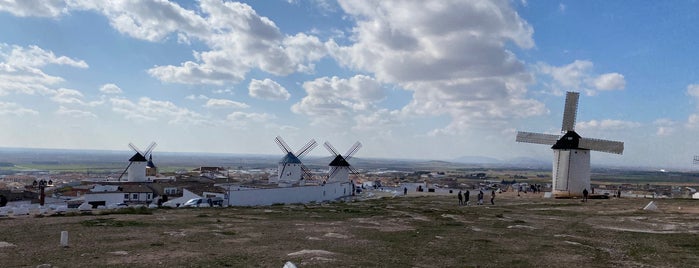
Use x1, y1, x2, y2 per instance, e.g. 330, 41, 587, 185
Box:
1, 191, 698, 267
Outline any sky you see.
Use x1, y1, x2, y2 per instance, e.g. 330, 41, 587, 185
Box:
0, 0, 698, 169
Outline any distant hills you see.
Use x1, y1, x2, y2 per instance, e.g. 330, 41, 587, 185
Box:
451, 155, 549, 168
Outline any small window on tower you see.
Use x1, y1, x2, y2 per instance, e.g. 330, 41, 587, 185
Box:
567, 137, 573, 140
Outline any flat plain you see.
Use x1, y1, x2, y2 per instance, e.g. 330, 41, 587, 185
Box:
1, 191, 699, 267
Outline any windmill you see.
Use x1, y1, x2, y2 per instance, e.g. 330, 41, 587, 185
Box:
323, 141, 362, 183
274, 136, 317, 185
515, 91, 624, 197
119, 142, 157, 182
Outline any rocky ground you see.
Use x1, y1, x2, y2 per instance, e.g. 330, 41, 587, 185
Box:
1, 190, 698, 267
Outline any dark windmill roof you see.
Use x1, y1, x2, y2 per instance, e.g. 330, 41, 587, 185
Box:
329, 155, 351, 167
279, 152, 302, 164
147, 155, 156, 168
129, 152, 147, 162
551, 131, 586, 150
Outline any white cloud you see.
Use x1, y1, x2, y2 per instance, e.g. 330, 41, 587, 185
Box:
226, 111, 275, 129
110, 97, 209, 125
204, 98, 249, 109
185, 94, 209, 100
292, 75, 384, 120
329, 0, 544, 134
144, 1, 328, 85
4, 44, 87, 68
0, 101, 38, 116
687, 84, 699, 98
0, 0, 67, 17
591, 73, 625, 91
352, 108, 403, 135
248, 78, 290, 101
51, 88, 84, 105
99, 83, 122, 94
537, 60, 626, 95
654, 118, 677, 136
688, 114, 699, 128
0, 44, 88, 96
50, 88, 103, 106
55, 106, 96, 118
576, 119, 641, 131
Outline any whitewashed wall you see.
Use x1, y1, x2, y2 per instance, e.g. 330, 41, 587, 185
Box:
227, 182, 352, 206
128, 161, 147, 182
552, 149, 590, 197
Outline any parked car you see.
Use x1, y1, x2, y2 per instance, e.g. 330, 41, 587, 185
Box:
182, 197, 224, 208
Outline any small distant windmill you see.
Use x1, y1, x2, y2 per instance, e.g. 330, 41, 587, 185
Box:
323, 141, 362, 182
119, 142, 157, 182
515, 91, 624, 197
274, 136, 317, 184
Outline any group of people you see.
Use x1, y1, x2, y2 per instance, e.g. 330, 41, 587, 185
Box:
517, 184, 542, 196
457, 189, 496, 206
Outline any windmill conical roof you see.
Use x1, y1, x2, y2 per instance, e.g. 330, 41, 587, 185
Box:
279, 152, 302, 164
146, 155, 156, 168
551, 131, 585, 150
329, 155, 350, 167
129, 152, 147, 162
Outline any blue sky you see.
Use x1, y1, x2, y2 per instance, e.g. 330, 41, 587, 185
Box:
0, 0, 698, 169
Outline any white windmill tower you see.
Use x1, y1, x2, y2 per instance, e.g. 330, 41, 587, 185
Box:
515, 92, 624, 197
274, 136, 317, 185
323, 141, 362, 183
118, 142, 157, 182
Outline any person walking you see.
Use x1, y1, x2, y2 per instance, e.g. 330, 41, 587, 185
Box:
465, 190, 470, 206
490, 190, 496, 205
582, 188, 589, 202
457, 191, 463, 205
404, 187, 408, 195
477, 190, 484, 205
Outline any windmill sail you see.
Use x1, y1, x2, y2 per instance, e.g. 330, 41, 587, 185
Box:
275, 136, 293, 153
296, 139, 317, 158
516, 131, 560, 145
578, 138, 624, 155
344, 141, 362, 161
561, 91, 579, 132
324, 141, 340, 156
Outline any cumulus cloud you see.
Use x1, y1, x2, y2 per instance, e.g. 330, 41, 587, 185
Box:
204, 98, 249, 109
576, 119, 641, 131
0, 101, 38, 116
327, 0, 544, 134
537, 60, 626, 95
0, 44, 88, 96
248, 78, 290, 101
99, 83, 122, 94
185, 94, 209, 100
0, 0, 68, 17
50, 88, 103, 106
7, 0, 325, 85
55, 106, 96, 118
352, 108, 404, 134
142, 1, 327, 84
687, 84, 699, 98
51, 88, 84, 105
110, 97, 208, 125
226, 111, 275, 128
592, 73, 625, 91
291, 75, 384, 120
654, 118, 677, 136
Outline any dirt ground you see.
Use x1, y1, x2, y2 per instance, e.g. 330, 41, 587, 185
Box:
1, 190, 699, 267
